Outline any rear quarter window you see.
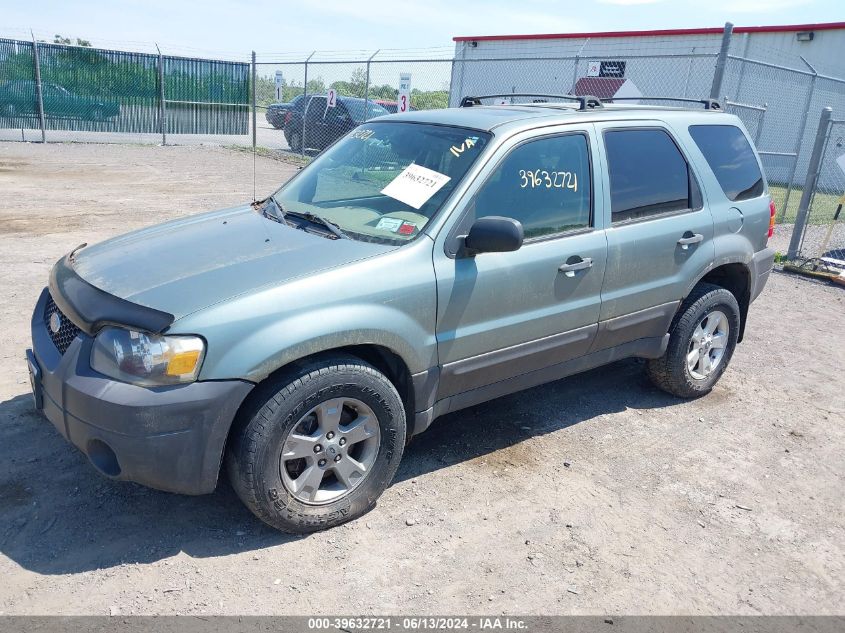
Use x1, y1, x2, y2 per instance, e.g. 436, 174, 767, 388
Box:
688, 124, 764, 201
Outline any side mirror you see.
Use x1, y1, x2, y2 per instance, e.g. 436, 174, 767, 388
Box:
462, 216, 524, 256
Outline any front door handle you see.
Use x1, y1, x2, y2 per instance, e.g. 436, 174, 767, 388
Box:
677, 232, 704, 250
558, 257, 593, 277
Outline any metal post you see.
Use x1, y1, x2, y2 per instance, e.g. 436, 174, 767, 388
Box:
453, 42, 467, 107
787, 107, 832, 260
448, 57, 456, 106
363, 49, 379, 118
709, 22, 734, 100
31, 33, 46, 143
682, 48, 695, 98
780, 57, 818, 221
572, 38, 590, 90
755, 103, 767, 146
251, 51, 257, 152
156, 45, 167, 145
303, 51, 315, 99
734, 33, 751, 102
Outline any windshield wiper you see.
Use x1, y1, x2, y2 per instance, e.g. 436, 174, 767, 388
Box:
285, 210, 349, 240
261, 194, 286, 224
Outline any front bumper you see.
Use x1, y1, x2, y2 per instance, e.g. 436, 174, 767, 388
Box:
29, 288, 254, 495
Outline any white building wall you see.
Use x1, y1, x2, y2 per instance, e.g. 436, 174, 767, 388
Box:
449, 27, 845, 186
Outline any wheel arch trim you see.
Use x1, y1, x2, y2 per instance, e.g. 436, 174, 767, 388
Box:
684, 259, 752, 342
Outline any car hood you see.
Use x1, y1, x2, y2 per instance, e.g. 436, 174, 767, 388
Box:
71, 204, 394, 320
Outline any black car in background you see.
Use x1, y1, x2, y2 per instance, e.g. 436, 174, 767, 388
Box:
265, 94, 305, 129
283, 95, 389, 152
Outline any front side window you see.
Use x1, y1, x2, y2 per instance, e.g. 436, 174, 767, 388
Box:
688, 124, 764, 201
472, 134, 592, 239
276, 122, 491, 244
304, 97, 327, 124
605, 128, 696, 222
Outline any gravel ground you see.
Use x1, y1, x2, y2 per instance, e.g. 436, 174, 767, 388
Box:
0, 141, 843, 616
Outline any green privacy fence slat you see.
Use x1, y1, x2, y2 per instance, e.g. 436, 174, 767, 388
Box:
0, 39, 38, 129
0, 38, 249, 135
163, 55, 249, 134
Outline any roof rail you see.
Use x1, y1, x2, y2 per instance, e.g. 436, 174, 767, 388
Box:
459, 93, 603, 111
605, 97, 723, 110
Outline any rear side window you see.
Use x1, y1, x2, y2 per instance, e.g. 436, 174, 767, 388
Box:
689, 125, 764, 201
604, 129, 697, 222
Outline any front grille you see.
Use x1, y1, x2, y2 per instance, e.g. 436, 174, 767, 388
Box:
44, 295, 82, 355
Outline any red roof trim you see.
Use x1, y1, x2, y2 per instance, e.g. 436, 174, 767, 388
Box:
453, 22, 845, 42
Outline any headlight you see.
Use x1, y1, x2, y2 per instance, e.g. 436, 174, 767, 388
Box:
91, 327, 205, 386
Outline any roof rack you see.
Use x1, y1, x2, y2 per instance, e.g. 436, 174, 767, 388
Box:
605, 97, 723, 110
459, 93, 603, 111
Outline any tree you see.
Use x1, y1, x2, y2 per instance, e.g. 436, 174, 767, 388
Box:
52, 34, 92, 47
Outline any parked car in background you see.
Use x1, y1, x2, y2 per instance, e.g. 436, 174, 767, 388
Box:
265, 94, 305, 129
374, 99, 416, 114
284, 95, 389, 152
0, 80, 119, 121
28, 95, 775, 533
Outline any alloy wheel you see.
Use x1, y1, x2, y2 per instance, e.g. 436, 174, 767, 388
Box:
687, 309, 729, 380
279, 397, 380, 504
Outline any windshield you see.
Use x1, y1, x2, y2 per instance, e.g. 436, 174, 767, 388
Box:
274, 122, 491, 244
343, 99, 389, 121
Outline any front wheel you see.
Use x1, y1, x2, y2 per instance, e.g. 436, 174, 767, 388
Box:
226, 355, 406, 533
647, 283, 740, 398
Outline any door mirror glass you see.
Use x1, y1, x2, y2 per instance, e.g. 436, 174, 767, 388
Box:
463, 216, 524, 256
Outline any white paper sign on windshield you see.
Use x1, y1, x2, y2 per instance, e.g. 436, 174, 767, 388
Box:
381, 163, 451, 209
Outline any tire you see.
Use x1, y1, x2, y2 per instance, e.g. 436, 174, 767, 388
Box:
287, 128, 303, 152
647, 283, 740, 398
226, 355, 406, 533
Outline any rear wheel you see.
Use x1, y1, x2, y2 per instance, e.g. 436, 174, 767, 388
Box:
226, 355, 406, 533
647, 283, 740, 398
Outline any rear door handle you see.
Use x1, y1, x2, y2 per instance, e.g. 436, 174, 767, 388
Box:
677, 232, 704, 250
558, 257, 593, 277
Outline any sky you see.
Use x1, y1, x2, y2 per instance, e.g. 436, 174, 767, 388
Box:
0, 0, 841, 59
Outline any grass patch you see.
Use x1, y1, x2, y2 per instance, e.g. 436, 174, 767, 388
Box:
770, 184, 844, 226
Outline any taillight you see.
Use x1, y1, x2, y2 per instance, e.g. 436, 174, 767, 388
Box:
768, 199, 776, 240
284, 111, 292, 125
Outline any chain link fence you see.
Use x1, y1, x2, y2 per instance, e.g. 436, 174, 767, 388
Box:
252, 52, 454, 156
2, 27, 844, 264
787, 110, 845, 263
0, 37, 249, 144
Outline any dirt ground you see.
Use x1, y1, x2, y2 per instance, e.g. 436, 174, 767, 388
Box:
0, 141, 843, 616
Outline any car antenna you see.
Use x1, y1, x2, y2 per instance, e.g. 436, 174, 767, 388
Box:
251, 51, 257, 202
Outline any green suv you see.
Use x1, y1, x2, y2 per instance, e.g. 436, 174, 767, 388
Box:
27, 95, 776, 533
